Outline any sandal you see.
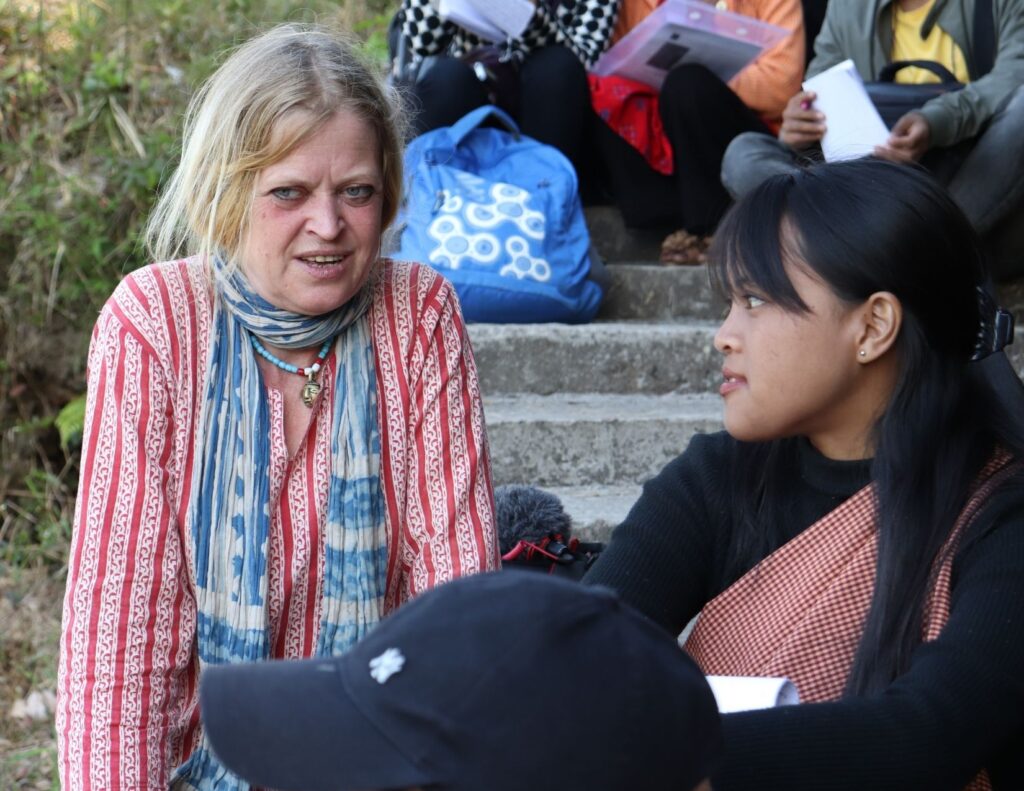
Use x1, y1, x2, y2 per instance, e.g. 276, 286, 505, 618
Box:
660, 230, 712, 266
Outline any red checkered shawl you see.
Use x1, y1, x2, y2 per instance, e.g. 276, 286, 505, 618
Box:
685, 455, 1019, 791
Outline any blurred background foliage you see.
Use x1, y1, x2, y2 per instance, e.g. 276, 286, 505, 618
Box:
0, 0, 399, 573
0, 3, 397, 783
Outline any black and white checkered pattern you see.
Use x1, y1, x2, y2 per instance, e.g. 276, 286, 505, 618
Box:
400, 0, 620, 68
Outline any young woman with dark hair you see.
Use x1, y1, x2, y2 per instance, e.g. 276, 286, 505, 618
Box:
585, 158, 1024, 789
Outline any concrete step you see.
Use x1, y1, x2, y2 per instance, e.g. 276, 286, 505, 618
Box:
598, 264, 719, 322
471, 309, 1024, 398
485, 392, 721, 487
547, 483, 640, 544
470, 321, 719, 396
585, 205, 664, 263
597, 264, 1024, 325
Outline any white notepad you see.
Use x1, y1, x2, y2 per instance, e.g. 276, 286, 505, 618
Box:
802, 59, 890, 162
592, 0, 790, 90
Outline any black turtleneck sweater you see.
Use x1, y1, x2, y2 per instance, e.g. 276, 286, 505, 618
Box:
583, 431, 1024, 790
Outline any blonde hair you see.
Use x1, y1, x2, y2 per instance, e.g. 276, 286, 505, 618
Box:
146, 24, 407, 265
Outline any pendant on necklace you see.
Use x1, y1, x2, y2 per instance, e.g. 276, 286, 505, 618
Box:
301, 372, 321, 408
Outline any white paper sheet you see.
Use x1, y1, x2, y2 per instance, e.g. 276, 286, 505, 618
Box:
802, 59, 890, 162
439, 0, 504, 42
706, 675, 800, 713
438, 0, 535, 42
475, 0, 534, 39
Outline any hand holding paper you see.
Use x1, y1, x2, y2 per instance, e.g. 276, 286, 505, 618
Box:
779, 89, 826, 149
802, 59, 889, 162
876, 112, 931, 163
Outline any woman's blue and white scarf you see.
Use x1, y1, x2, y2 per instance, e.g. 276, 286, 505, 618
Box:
173, 260, 387, 790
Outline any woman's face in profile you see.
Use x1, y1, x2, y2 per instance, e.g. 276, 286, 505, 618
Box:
238, 108, 384, 316
713, 257, 869, 456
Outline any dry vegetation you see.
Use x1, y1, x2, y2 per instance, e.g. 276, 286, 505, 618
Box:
0, 1, 396, 785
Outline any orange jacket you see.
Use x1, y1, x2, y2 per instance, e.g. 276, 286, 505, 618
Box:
612, 0, 805, 121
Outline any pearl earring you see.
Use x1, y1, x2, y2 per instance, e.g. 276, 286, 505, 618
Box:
858, 349, 867, 358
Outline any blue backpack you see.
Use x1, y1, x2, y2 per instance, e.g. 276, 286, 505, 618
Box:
395, 105, 602, 324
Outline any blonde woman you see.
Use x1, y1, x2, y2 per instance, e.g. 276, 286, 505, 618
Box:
57, 25, 499, 790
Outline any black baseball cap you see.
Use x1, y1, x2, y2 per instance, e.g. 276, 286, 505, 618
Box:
201, 571, 721, 791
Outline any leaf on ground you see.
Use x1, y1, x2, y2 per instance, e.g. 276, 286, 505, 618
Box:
54, 395, 86, 451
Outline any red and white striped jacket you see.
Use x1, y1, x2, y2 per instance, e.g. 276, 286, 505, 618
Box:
57, 258, 499, 790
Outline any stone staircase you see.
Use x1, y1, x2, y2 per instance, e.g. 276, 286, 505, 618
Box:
467, 210, 1024, 545
468, 260, 725, 544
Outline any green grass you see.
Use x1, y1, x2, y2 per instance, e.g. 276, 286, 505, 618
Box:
0, 561, 64, 790
0, 742, 60, 791
0, 0, 399, 572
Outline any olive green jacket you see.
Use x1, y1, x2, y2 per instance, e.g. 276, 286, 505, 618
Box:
807, 0, 1024, 147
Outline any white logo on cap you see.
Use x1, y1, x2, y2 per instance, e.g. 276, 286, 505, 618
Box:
369, 647, 405, 684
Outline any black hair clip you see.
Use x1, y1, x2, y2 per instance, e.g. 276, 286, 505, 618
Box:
972, 287, 1016, 361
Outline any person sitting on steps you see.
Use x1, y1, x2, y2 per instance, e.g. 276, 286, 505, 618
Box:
586, 158, 1024, 789
397, 0, 621, 197
590, 0, 806, 265
722, 0, 1024, 279
57, 25, 499, 790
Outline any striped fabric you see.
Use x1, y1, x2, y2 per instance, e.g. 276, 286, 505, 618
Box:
57, 258, 499, 791
685, 455, 1019, 791
172, 261, 386, 790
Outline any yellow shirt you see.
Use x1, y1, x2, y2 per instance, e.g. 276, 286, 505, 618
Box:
891, 0, 970, 83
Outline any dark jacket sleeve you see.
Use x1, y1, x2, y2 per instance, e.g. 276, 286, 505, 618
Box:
804, 0, 849, 78
919, 0, 1024, 147
583, 432, 734, 635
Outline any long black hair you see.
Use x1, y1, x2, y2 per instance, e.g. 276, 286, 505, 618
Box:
709, 158, 1024, 695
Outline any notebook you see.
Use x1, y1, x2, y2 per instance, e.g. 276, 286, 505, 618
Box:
591, 0, 790, 90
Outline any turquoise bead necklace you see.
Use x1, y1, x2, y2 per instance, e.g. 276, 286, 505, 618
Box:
250, 335, 333, 407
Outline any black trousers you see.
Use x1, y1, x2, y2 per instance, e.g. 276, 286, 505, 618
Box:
409, 45, 597, 189
595, 63, 771, 234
